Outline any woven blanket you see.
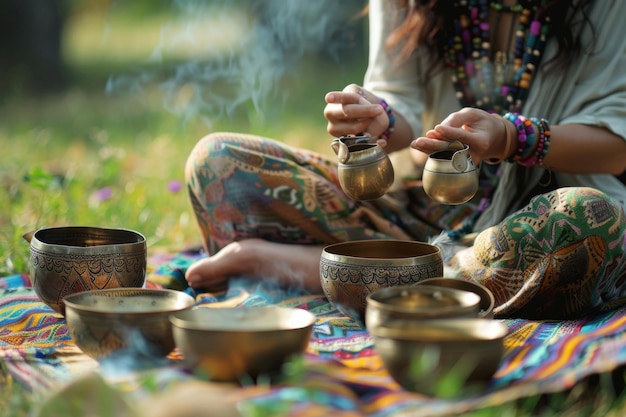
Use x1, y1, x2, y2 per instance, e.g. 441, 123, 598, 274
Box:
2, 250, 626, 416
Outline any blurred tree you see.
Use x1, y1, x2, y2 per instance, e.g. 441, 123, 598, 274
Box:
0, 0, 69, 96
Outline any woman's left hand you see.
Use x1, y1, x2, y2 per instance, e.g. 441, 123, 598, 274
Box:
324, 84, 387, 142
411, 107, 512, 164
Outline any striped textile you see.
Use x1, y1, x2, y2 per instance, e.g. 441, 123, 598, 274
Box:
1, 252, 625, 415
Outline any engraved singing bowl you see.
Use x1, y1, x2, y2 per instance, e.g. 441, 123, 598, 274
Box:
170, 306, 316, 382
331, 135, 395, 200
372, 318, 508, 397
63, 288, 195, 359
365, 285, 481, 331
320, 240, 443, 323
422, 141, 479, 205
27, 226, 147, 315
415, 277, 495, 319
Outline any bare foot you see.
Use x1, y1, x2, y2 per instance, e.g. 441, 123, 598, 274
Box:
185, 239, 325, 293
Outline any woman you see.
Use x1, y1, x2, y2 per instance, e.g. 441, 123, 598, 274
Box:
184, 0, 626, 319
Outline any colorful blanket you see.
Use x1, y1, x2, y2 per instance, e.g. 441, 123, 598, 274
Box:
2, 250, 626, 416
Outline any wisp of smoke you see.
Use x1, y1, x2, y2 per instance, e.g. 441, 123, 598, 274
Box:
105, 0, 365, 126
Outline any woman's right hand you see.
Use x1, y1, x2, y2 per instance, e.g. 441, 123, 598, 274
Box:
324, 84, 387, 140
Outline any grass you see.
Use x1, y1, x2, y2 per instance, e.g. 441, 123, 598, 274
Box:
1, 2, 625, 416
0, 2, 362, 415
0, 3, 361, 276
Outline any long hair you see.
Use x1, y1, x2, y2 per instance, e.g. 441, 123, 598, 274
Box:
386, 0, 596, 70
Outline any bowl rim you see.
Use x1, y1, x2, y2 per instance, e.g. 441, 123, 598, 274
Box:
414, 277, 495, 316
366, 285, 481, 315
370, 318, 509, 342
31, 226, 146, 253
321, 239, 441, 261
169, 306, 317, 332
63, 288, 195, 316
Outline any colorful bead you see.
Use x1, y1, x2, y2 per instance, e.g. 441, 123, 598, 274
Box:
533, 117, 551, 165
444, 0, 552, 114
503, 112, 539, 165
502, 113, 552, 167
379, 98, 396, 140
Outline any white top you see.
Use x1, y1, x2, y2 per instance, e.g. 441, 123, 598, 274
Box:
363, 0, 626, 230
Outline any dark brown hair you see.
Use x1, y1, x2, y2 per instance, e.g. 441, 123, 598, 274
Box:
386, 0, 596, 70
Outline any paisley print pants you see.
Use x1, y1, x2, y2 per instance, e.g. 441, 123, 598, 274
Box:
185, 133, 626, 319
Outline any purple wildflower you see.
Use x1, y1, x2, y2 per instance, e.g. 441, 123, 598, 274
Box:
168, 180, 182, 193
94, 186, 113, 202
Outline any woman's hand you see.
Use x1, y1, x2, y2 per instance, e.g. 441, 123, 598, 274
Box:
324, 84, 388, 143
411, 108, 514, 164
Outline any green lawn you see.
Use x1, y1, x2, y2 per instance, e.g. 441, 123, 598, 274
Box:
0, 3, 366, 277
0, 4, 365, 413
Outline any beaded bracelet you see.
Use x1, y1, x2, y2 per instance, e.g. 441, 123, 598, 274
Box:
503, 112, 536, 164
518, 118, 543, 167
531, 117, 551, 166
379, 98, 396, 140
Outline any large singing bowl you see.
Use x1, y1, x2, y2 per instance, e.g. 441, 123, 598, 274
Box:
320, 240, 443, 323
365, 285, 481, 331
170, 306, 316, 382
28, 226, 147, 315
372, 318, 508, 397
64, 288, 195, 359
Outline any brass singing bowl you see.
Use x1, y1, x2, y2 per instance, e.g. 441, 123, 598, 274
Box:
415, 277, 495, 319
336, 143, 395, 201
372, 318, 508, 397
170, 306, 316, 382
422, 149, 479, 205
365, 285, 481, 330
63, 288, 195, 359
27, 226, 147, 315
320, 240, 443, 323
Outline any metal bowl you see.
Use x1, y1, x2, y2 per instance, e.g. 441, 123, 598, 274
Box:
63, 288, 195, 359
28, 226, 147, 315
372, 318, 508, 397
422, 143, 479, 205
365, 285, 481, 330
415, 277, 495, 319
320, 240, 443, 323
170, 306, 316, 382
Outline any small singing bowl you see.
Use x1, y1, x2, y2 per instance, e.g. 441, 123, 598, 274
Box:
415, 278, 495, 319
63, 288, 195, 359
27, 226, 147, 315
336, 143, 395, 201
320, 240, 443, 323
365, 285, 481, 330
422, 149, 479, 205
372, 319, 508, 397
170, 306, 316, 382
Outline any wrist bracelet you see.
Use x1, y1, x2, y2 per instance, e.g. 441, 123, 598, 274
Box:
485, 114, 517, 165
532, 117, 551, 166
503, 112, 535, 164
503, 112, 551, 167
379, 98, 395, 140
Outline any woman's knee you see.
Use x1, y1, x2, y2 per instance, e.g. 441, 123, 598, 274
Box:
545, 187, 624, 229
186, 132, 238, 170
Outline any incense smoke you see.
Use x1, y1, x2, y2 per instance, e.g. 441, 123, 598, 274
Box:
105, 0, 365, 125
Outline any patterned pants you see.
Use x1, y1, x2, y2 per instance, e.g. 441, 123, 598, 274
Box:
185, 133, 626, 319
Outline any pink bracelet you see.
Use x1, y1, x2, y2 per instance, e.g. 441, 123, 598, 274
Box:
532, 117, 551, 166
379, 98, 395, 140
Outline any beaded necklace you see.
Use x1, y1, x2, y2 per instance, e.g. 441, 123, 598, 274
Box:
444, 0, 552, 114
442, 0, 552, 241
